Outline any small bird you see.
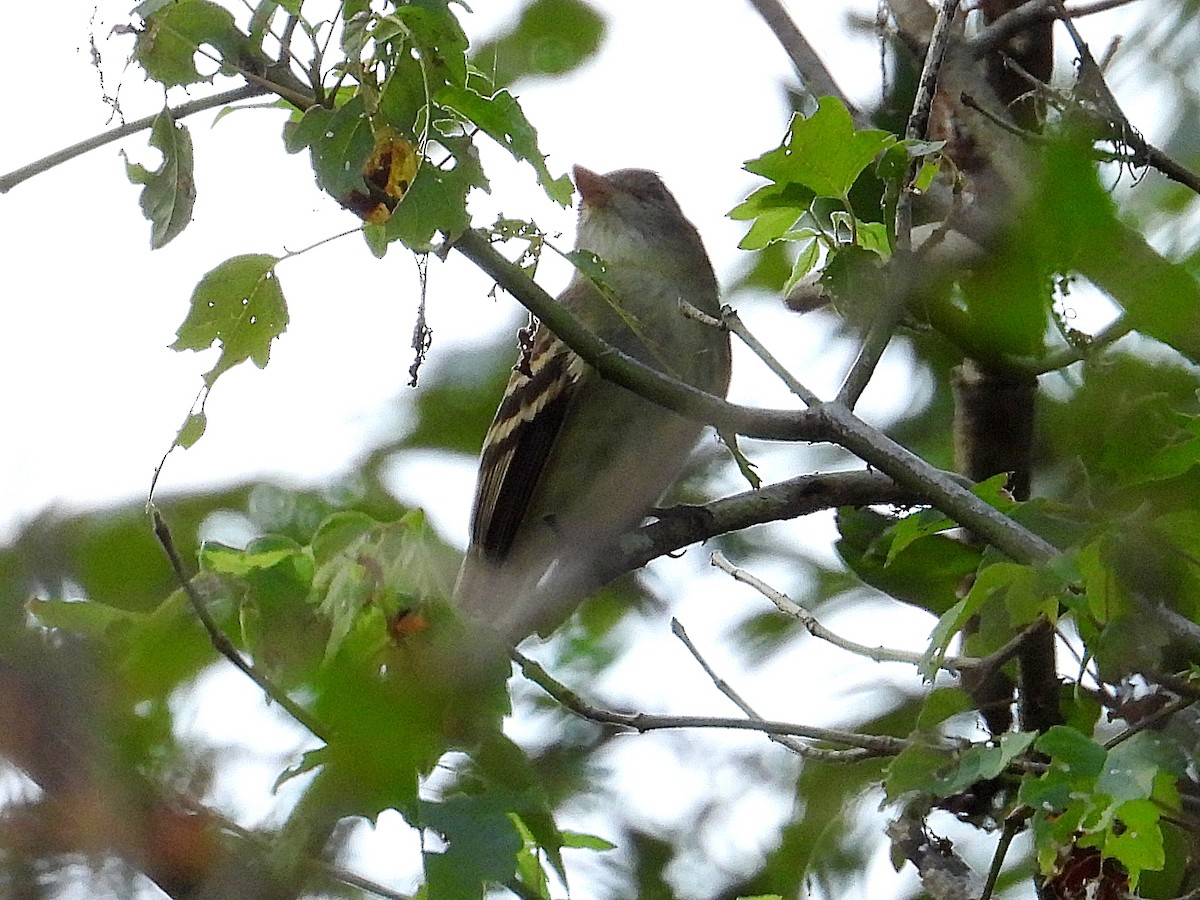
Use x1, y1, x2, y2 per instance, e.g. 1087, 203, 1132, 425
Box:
453, 165, 731, 642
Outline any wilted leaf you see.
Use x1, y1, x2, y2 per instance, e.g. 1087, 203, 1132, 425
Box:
122, 107, 195, 248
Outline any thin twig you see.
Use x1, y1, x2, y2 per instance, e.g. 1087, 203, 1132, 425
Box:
1048, 0, 1200, 195
970, 0, 1144, 60
1015, 314, 1132, 375
906, 0, 962, 145
150, 508, 329, 743
743, 0, 863, 124
1, 85, 267, 193
969, 616, 1060, 685
452, 228, 822, 441
1103, 693, 1197, 750
710, 551, 981, 673
980, 808, 1032, 900
510, 649, 913, 755
837, 0, 960, 409
959, 91, 1049, 142
722, 306, 823, 407
834, 252, 919, 407
173, 793, 411, 899
670, 618, 879, 762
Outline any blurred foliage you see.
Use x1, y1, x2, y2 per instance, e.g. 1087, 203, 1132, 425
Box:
8, 0, 1200, 898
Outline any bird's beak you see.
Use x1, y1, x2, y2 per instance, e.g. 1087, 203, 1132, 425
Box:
573, 165, 614, 207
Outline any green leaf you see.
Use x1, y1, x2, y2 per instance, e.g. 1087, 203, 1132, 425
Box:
781, 238, 821, 295
915, 686, 974, 731
1036, 725, 1107, 779
311, 511, 378, 564
937, 731, 1036, 796
884, 742, 948, 800
1099, 731, 1187, 802
728, 181, 814, 250
26, 598, 141, 636
175, 411, 207, 448
437, 86, 572, 205
886, 507, 954, 564
561, 830, 616, 851
1106, 798, 1165, 880
287, 95, 375, 201
745, 98, 895, 200
311, 511, 458, 660
855, 221, 891, 258
382, 140, 484, 249
422, 794, 524, 897
199, 540, 300, 577
122, 107, 195, 248
134, 0, 250, 88
171, 254, 289, 386
835, 507, 983, 619
920, 560, 1028, 675
391, 1, 470, 91
471, 0, 605, 88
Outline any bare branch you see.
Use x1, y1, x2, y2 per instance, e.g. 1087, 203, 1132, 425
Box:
711, 551, 982, 673
743, 0, 863, 124
671, 618, 878, 762
511, 649, 913, 755
1103, 692, 1197, 750
0, 85, 267, 193
1045, 0, 1200, 194
722, 306, 823, 407
906, 0, 963, 145
838, 0, 961, 410
970, 0, 1147, 61
596, 470, 920, 591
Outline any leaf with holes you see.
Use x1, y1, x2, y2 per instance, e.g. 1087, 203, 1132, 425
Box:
122, 107, 195, 248
438, 86, 572, 205
171, 254, 288, 386
133, 0, 250, 88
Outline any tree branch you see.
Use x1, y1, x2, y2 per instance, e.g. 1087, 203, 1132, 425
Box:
599, 470, 919, 586
839, 0, 961, 409
0, 85, 268, 193
511, 649, 913, 755
742, 0, 864, 124
821, 404, 1058, 563
671, 617, 879, 762
151, 509, 329, 743
970, 0, 1147, 61
711, 551, 981, 673
452, 227, 822, 441
722, 305, 823, 407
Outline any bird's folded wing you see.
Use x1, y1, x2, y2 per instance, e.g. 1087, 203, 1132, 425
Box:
470, 326, 583, 562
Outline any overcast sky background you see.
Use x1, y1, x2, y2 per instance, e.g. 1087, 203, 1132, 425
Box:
0, 1, 1161, 897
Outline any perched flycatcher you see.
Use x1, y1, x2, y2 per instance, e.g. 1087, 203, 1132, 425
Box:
453, 166, 731, 641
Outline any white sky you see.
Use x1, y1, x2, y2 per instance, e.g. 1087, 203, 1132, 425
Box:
0, 1, 1171, 898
